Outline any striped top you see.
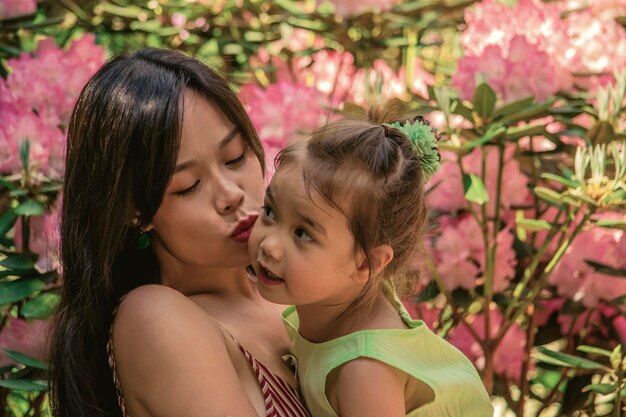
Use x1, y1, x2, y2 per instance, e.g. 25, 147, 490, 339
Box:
234, 338, 311, 417
106, 303, 310, 417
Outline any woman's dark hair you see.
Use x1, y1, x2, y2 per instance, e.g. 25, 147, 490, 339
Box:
277, 101, 430, 321
49, 48, 264, 417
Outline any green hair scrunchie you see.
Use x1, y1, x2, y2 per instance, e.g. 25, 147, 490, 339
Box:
386, 119, 441, 180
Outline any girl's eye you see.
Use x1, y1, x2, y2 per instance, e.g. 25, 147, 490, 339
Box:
262, 205, 275, 221
175, 180, 200, 197
294, 227, 314, 242
226, 151, 246, 167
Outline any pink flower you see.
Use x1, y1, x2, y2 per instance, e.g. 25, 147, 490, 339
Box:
0, 104, 63, 176
350, 59, 408, 105
288, 50, 357, 106
535, 298, 565, 327
559, 0, 626, 28
549, 213, 626, 307
448, 306, 526, 381
613, 315, 626, 343
453, 36, 559, 102
171, 12, 187, 29
564, 10, 626, 90
0, 35, 105, 177
321, 0, 400, 17
428, 145, 531, 217
433, 215, 516, 292
240, 80, 328, 176
0, 317, 51, 367
1, 34, 105, 127
0, 0, 36, 19
426, 152, 467, 213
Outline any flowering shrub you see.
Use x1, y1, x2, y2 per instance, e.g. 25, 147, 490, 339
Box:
1, 0, 625, 416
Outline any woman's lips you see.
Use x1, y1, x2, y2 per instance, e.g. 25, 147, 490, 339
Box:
231, 214, 258, 243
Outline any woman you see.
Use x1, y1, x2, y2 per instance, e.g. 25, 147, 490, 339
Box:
49, 48, 310, 417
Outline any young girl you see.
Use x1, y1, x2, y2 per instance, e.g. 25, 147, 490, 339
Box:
247, 104, 494, 417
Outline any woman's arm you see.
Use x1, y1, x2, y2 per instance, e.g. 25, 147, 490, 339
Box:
112, 285, 260, 417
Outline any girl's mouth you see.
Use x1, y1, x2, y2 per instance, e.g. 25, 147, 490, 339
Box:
256, 264, 284, 286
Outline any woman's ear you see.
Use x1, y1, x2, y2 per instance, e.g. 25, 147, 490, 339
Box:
355, 245, 394, 283
131, 211, 154, 231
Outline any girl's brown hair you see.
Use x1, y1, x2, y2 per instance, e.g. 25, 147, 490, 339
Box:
277, 101, 432, 319
50, 48, 264, 417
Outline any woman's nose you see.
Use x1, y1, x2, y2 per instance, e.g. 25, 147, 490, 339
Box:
214, 176, 244, 214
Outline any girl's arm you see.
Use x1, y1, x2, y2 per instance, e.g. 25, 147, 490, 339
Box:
331, 357, 407, 417
111, 285, 261, 417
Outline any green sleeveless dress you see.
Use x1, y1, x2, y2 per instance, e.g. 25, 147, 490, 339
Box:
281, 290, 494, 417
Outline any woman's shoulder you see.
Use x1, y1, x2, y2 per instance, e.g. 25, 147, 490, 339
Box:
110, 285, 262, 416
112, 284, 230, 370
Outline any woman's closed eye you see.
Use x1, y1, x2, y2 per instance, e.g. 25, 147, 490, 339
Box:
175, 180, 200, 197
226, 151, 246, 167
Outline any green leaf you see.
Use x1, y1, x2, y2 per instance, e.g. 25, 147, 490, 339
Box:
274, 0, 305, 14
100, 3, 148, 19
463, 174, 489, 204
567, 192, 598, 207
18, 140, 29, 172
583, 383, 616, 395
0, 210, 17, 237
541, 173, 579, 189
0, 253, 37, 270
584, 260, 626, 278
610, 345, 622, 369
500, 98, 557, 125
577, 345, 613, 357
472, 83, 497, 120
14, 200, 45, 216
2, 350, 49, 370
535, 347, 606, 370
493, 96, 535, 119
21, 292, 60, 319
0, 278, 45, 305
0, 379, 47, 392
7, 390, 30, 417
451, 99, 474, 122
595, 218, 626, 230
462, 124, 506, 151
516, 218, 553, 231
504, 124, 546, 141
534, 187, 563, 205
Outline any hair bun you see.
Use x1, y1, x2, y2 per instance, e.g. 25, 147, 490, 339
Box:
385, 117, 441, 180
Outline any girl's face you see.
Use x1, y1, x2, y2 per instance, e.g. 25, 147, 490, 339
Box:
248, 162, 367, 306
149, 89, 264, 270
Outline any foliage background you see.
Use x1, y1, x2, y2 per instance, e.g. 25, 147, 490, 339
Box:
0, 0, 625, 416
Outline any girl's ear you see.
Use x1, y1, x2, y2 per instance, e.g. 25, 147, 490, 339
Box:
356, 245, 394, 283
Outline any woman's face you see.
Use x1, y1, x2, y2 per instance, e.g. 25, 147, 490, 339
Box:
149, 89, 264, 270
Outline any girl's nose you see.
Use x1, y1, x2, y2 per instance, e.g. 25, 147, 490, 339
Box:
260, 235, 283, 262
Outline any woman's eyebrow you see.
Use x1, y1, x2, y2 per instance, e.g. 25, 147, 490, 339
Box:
219, 127, 239, 148
174, 159, 196, 173
174, 128, 239, 173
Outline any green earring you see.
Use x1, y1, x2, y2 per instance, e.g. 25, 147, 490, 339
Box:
137, 228, 151, 249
